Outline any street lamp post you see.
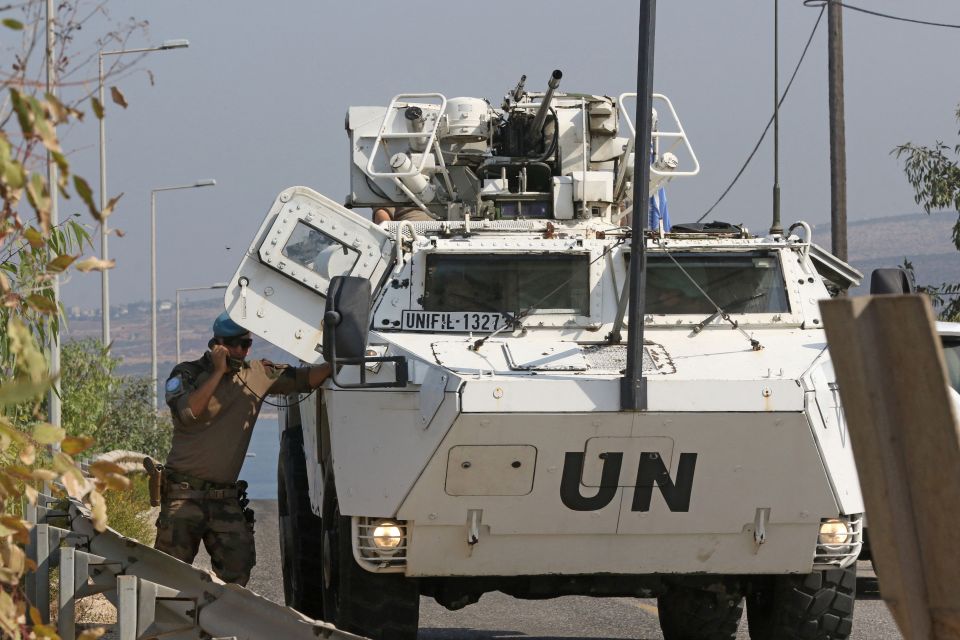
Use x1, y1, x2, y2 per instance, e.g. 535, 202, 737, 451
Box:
176, 283, 228, 364
151, 179, 216, 409
99, 39, 189, 347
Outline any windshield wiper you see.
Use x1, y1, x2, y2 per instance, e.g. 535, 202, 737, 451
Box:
693, 292, 766, 334
470, 237, 627, 352
469, 292, 556, 352
659, 251, 763, 351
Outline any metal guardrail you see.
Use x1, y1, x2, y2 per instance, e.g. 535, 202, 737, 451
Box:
25, 492, 366, 640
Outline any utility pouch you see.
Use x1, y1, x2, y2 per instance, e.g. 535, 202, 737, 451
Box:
143, 457, 164, 507
237, 479, 255, 525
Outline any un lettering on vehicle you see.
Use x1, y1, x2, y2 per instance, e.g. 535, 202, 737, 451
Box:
560, 449, 698, 513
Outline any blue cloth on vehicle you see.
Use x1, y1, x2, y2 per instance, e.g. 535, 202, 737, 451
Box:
649, 186, 670, 232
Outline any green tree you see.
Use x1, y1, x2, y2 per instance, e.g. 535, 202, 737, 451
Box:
61, 339, 171, 458
894, 104, 960, 320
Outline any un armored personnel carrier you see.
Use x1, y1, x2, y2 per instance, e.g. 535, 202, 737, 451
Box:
225, 72, 865, 640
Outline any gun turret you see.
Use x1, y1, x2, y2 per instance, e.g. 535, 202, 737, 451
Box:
525, 69, 562, 148
509, 74, 527, 104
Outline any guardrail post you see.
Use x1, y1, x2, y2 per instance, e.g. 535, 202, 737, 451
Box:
117, 574, 138, 640
58, 547, 76, 640
27, 523, 51, 624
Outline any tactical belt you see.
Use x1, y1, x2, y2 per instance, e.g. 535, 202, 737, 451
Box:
164, 485, 240, 500
163, 469, 240, 501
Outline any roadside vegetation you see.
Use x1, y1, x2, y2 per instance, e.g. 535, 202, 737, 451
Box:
0, 1, 154, 636
896, 104, 960, 320
61, 339, 170, 459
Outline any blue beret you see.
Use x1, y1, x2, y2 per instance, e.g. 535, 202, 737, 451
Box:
213, 311, 248, 338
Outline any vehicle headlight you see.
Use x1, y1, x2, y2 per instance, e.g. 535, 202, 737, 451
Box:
372, 521, 403, 551
819, 518, 851, 546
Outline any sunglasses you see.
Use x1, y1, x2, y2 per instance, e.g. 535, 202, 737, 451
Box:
222, 337, 253, 349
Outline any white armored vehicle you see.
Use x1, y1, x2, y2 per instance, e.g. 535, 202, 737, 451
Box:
226, 72, 865, 640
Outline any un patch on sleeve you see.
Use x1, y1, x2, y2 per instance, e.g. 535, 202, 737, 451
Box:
165, 376, 182, 394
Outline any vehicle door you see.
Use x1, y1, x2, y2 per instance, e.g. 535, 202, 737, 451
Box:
224, 186, 393, 363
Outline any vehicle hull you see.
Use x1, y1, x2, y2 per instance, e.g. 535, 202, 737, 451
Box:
322, 407, 849, 576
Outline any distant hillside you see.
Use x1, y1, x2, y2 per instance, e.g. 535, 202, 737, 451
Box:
812, 212, 959, 294
65, 297, 296, 379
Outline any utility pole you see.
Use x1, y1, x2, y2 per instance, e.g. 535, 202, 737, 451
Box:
828, 0, 848, 261
621, 0, 656, 411
46, 0, 61, 431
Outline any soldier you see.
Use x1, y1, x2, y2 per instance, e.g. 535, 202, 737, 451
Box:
155, 311, 331, 585
372, 206, 433, 223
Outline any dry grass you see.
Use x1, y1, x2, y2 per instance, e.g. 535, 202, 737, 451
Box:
103, 475, 156, 545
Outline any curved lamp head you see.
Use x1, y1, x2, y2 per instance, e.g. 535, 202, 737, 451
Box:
160, 39, 190, 50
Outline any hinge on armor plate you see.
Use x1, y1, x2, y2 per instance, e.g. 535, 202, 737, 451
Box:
753, 507, 770, 551
238, 276, 249, 320
467, 509, 482, 546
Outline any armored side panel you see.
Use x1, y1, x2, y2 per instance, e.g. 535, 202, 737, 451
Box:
224, 186, 393, 363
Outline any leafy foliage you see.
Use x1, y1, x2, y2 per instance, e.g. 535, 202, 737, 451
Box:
0, 1, 152, 635
894, 104, 960, 320
0, 319, 111, 638
61, 339, 171, 459
901, 258, 960, 320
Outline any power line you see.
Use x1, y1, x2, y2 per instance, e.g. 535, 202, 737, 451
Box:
696, 6, 825, 223
803, 1, 960, 30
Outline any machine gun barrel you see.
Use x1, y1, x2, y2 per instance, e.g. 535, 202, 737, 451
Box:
526, 69, 562, 148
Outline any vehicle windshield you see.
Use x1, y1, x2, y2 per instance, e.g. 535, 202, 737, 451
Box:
644, 251, 790, 315
423, 253, 590, 316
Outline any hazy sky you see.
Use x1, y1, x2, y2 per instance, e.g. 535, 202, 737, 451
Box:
28, 0, 960, 308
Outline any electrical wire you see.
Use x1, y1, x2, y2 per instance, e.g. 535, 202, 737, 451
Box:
236, 365, 319, 408
696, 5, 825, 223
803, 0, 960, 30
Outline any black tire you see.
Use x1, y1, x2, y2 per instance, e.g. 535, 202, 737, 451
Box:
278, 425, 325, 619
321, 484, 419, 640
657, 583, 744, 640
746, 566, 856, 640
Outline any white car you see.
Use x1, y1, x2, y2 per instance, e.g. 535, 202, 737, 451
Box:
938, 321, 960, 413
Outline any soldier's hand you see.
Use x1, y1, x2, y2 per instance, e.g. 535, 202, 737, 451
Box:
211, 345, 230, 374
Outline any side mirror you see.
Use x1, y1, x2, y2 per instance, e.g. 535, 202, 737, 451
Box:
870, 268, 915, 295
323, 276, 408, 388
323, 276, 371, 362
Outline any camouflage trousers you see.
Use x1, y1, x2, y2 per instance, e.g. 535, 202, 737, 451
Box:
154, 495, 256, 586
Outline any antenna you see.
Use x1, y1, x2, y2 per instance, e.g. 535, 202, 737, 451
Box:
770, 0, 783, 236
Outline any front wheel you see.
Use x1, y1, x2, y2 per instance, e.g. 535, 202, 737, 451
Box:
746, 566, 856, 640
320, 485, 420, 640
278, 426, 325, 619
658, 582, 744, 640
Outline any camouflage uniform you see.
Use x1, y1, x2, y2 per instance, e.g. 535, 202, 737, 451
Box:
157, 351, 313, 585
155, 472, 255, 584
